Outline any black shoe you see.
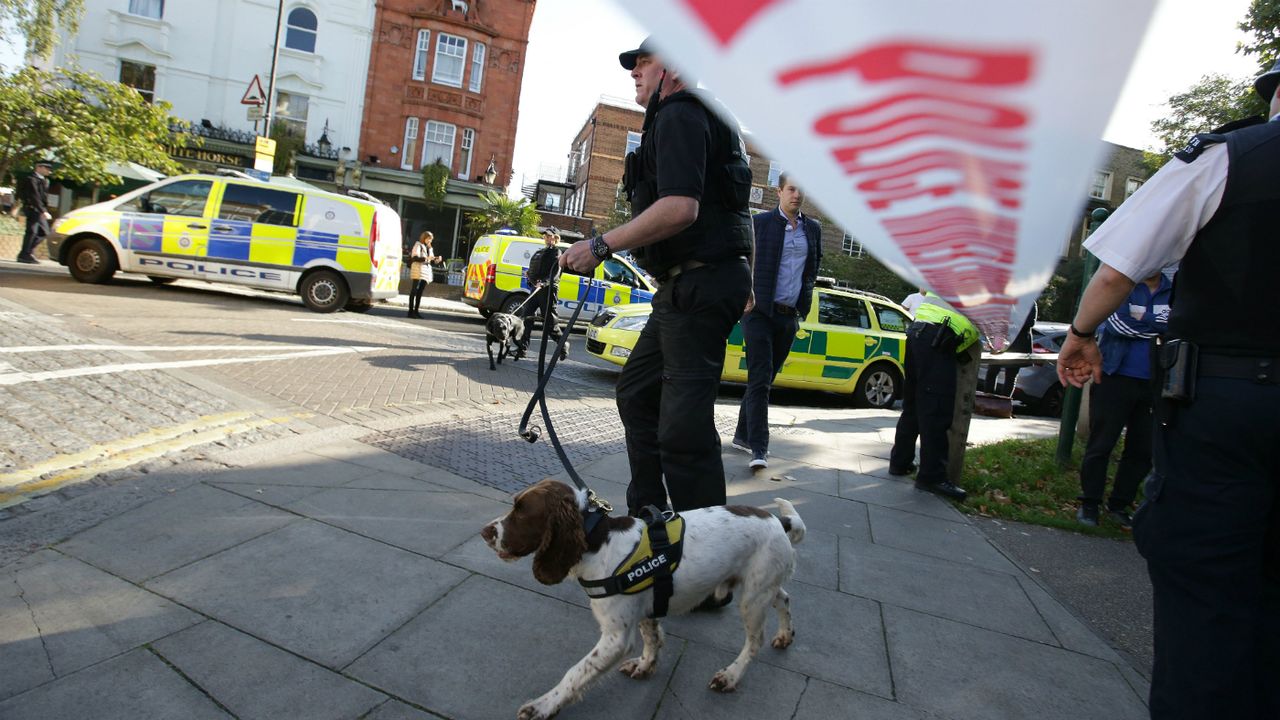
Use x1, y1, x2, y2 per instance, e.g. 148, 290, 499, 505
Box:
16, 255, 38, 264
693, 591, 733, 612
915, 480, 967, 501
1077, 504, 1100, 527
888, 463, 916, 477
1106, 508, 1132, 531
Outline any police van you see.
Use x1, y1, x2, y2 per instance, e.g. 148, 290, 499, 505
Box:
47, 172, 402, 313
463, 231, 656, 318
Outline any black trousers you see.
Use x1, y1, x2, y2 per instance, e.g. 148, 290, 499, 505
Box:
890, 322, 960, 485
982, 364, 1020, 397
519, 286, 562, 350
408, 279, 427, 313
616, 259, 750, 514
19, 211, 49, 259
733, 310, 800, 453
1133, 377, 1280, 719
1079, 374, 1153, 510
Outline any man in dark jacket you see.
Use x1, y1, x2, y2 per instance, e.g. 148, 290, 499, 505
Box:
16, 161, 54, 264
732, 172, 821, 468
519, 228, 566, 360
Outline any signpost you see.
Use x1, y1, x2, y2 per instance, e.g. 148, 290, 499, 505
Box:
254, 136, 276, 175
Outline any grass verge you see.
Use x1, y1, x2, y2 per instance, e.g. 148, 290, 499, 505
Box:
958, 436, 1140, 540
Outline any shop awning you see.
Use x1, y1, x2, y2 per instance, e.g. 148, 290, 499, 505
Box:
105, 161, 166, 183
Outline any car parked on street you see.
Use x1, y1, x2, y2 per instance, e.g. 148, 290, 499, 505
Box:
1010, 321, 1069, 416
587, 282, 909, 408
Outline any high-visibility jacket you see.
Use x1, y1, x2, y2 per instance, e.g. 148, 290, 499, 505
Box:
914, 293, 980, 352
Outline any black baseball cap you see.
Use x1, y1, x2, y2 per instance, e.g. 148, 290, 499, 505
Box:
619, 36, 655, 70
1255, 58, 1280, 102
34, 160, 54, 169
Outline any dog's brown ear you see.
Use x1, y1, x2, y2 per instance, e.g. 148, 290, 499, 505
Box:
532, 487, 586, 585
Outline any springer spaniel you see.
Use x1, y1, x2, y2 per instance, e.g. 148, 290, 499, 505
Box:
480, 479, 806, 720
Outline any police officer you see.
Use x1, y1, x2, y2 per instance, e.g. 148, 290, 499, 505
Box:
888, 292, 979, 501
15, 160, 53, 264
519, 228, 567, 361
561, 37, 753, 516
1056, 60, 1280, 719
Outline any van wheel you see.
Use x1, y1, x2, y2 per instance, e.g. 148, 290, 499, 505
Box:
67, 237, 118, 284
344, 299, 373, 313
300, 270, 349, 313
855, 363, 901, 409
147, 276, 177, 285
499, 294, 528, 316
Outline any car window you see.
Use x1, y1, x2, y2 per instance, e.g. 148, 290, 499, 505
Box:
875, 305, 908, 332
120, 180, 213, 218
817, 293, 871, 329
217, 184, 300, 227
500, 241, 541, 266
601, 258, 637, 287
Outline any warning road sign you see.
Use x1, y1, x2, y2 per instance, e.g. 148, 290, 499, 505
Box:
241, 75, 267, 106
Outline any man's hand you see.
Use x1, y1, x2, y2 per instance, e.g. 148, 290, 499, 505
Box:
41, 211, 51, 221
743, 288, 755, 316
560, 241, 602, 275
1056, 334, 1103, 388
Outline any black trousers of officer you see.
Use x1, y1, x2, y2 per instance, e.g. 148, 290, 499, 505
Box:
890, 322, 959, 486
19, 211, 49, 259
617, 259, 751, 514
1079, 374, 1153, 510
733, 309, 800, 454
519, 285, 562, 351
1133, 376, 1280, 719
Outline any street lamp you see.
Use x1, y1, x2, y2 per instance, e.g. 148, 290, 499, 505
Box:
317, 120, 332, 156
483, 155, 497, 185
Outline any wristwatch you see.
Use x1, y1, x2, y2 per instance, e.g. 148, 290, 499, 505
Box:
1069, 323, 1096, 340
589, 233, 612, 261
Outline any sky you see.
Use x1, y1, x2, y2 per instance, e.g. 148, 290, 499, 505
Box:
510, 0, 1263, 192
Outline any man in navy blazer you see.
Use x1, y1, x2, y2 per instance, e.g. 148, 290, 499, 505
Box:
732, 172, 823, 468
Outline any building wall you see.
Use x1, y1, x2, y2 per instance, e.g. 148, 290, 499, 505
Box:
566, 99, 644, 221
359, 0, 535, 185
49, 0, 374, 152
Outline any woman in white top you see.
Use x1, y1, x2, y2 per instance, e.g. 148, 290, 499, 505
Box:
407, 230, 440, 318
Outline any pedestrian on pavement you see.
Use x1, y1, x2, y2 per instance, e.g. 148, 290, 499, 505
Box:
1075, 271, 1171, 529
15, 160, 54, 264
900, 288, 926, 315
406, 231, 439, 318
888, 291, 980, 501
731, 172, 821, 470
981, 301, 1037, 397
560, 36, 753, 521
519, 228, 566, 361
1056, 60, 1280, 720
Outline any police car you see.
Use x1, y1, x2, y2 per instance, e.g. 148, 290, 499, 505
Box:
587, 282, 909, 408
47, 172, 402, 313
463, 231, 657, 318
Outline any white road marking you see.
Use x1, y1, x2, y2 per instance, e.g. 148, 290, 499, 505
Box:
291, 316, 477, 338
0, 344, 362, 354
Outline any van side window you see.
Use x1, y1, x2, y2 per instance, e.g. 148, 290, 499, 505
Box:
120, 180, 212, 217
218, 184, 300, 226
818, 293, 872, 329
601, 258, 637, 287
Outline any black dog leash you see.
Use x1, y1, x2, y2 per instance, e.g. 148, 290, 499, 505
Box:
517, 280, 612, 527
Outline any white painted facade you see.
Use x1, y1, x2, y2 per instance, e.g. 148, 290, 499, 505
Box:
48, 0, 374, 153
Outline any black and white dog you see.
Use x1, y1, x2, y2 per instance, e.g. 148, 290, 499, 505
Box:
486, 312, 524, 370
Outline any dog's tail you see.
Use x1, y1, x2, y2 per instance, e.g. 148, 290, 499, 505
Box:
773, 498, 805, 545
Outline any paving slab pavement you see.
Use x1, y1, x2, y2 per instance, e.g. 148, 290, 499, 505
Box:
0, 401, 1150, 720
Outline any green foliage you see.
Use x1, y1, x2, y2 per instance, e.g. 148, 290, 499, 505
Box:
599, 182, 631, 232
1238, 0, 1280, 65
1037, 256, 1084, 322
0, 65, 186, 186
421, 160, 449, 208
268, 122, 304, 177
1148, 74, 1265, 164
465, 189, 541, 238
0, 0, 84, 57
819, 251, 914, 301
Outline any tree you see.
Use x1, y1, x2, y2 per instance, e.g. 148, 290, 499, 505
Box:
1237, 0, 1280, 65
464, 189, 541, 238
421, 160, 448, 208
598, 181, 631, 232
268, 121, 304, 176
0, 66, 186, 186
819, 252, 914, 302
0, 0, 83, 58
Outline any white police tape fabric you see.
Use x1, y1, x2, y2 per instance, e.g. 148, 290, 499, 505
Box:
614, 0, 1157, 350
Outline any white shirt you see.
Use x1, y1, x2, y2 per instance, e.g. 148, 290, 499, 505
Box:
1083, 142, 1229, 282
901, 292, 925, 314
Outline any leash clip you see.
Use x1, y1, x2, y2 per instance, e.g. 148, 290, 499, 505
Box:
520, 425, 541, 443
587, 489, 613, 514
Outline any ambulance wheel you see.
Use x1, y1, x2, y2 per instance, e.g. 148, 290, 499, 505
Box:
499, 294, 528, 316
855, 363, 901, 409
300, 270, 349, 313
147, 276, 177, 285
344, 299, 373, 313
67, 237, 117, 284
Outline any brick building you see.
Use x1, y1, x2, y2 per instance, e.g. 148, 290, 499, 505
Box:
563, 97, 645, 223
357, 0, 536, 257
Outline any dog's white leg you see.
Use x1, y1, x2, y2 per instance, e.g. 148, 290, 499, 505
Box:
709, 591, 770, 692
770, 588, 794, 649
618, 618, 663, 679
518, 621, 632, 720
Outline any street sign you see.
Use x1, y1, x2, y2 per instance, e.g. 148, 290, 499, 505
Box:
246, 169, 271, 182
241, 75, 267, 106
247, 106, 265, 121
254, 136, 277, 157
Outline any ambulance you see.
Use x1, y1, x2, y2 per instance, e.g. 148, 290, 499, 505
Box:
463, 231, 656, 318
47, 172, 402, 313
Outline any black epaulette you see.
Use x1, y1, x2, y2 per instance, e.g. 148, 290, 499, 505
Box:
1174, 133, 1226, 163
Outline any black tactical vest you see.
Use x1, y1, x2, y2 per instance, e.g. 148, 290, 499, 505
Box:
1166, 119, 1280, 354
622, 91, 753, 277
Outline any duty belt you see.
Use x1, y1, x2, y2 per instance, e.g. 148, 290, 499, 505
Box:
660, 259, 708, 283
1198, 353, 1280, 384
